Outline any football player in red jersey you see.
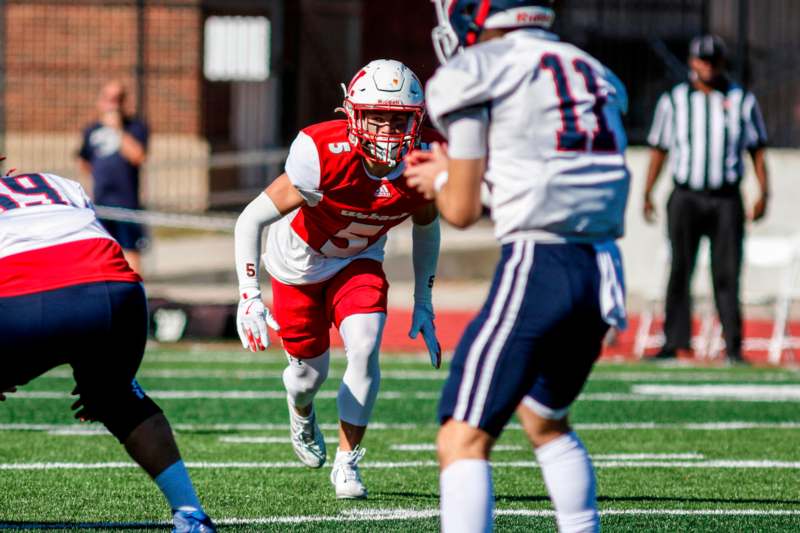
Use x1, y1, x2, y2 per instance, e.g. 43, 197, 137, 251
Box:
233, 59, 442, 499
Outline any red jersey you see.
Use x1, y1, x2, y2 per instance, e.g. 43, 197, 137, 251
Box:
265, 119, 441, 284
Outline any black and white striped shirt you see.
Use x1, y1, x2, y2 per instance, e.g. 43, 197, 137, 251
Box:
647, 80, 767, 191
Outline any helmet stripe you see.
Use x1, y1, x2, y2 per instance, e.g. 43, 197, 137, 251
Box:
347, 69, 368, 93
467, 0, 493, 45
474, 0, 493, 27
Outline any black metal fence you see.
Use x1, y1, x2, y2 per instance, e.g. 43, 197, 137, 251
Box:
0, 0, 795, 211
560, 0, 800, 147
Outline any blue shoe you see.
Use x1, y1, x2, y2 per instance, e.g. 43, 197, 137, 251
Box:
172, 509, 216, 533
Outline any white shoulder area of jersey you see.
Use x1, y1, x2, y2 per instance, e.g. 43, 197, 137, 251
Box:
284, 131, 323, 207
426, 41, 509, 126
41, 173, 93, 209
427, 30, 562, 125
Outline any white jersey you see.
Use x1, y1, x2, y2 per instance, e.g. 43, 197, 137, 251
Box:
0, 173, 109, 259
426, 29, 630, 243
0, 172, 139, 298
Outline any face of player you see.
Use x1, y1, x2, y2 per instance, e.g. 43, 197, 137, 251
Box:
689, 57, 723, 85
363, 111, 411, 136
360, 110, 415, 168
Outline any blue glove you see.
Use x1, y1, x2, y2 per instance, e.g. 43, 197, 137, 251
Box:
409, 301, 441, 368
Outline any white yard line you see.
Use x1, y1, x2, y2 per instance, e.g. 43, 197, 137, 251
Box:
388, 446, 703, 459
590, 371, 800, 382
2, 508, 800, 529
15, 384, 800, 402
45, 428, 108, 436
8, 390, 440, 400
391, 443, 524, 452
39, 366, 800, 384
41, 369, 444, 381
598, 509, 800, 516
143, 352, 431, 364
632, 384, 800, 401
2, 421, 800, 434
219, 436, 336, 444
1, 459, 798, 470
592, 453, 705, 460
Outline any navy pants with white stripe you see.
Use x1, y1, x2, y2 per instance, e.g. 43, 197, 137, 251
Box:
439, 241, 608, 437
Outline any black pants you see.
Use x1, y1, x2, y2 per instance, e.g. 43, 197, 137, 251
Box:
663, 187, 744, 356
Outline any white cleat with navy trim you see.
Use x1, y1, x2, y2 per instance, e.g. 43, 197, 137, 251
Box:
287, 400, 327, 468
330, 446, 368, 499
172, 508, 216, 533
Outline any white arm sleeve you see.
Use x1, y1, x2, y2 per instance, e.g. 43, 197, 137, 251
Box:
440, 106, 489, 159
284, 131, 323, 206
412, 216, 441, 304
234, 192, 283, 295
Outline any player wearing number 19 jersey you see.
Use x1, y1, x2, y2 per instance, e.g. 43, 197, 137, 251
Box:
404, 1, 630, 531
0, 172, 214, 532
233, 59, 442, 500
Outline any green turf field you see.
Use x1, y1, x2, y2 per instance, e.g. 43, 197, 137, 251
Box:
2, 343, 800, 531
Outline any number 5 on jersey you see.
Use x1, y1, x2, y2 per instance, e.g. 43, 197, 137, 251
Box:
321, 222, 383, 258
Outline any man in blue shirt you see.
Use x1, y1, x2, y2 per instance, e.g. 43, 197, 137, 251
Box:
79, 80, 149, 274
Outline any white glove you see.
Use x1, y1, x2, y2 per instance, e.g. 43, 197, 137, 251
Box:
408, 301, 441, 368
236, 292, 280, 352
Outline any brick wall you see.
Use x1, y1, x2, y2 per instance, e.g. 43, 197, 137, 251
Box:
3, 1, 209, 211
5, 1, 202, 135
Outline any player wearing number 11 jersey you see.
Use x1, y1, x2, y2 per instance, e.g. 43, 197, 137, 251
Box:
233, 59, 442, 500
404, 1, 630, 531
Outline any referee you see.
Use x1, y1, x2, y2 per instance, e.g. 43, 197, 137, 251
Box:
642, 34, 770, 363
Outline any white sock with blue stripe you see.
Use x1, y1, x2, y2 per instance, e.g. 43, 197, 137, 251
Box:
534, 432, 599, 533
440, 459, 493, 532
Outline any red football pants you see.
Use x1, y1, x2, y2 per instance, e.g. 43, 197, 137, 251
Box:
270, 259, 389, 358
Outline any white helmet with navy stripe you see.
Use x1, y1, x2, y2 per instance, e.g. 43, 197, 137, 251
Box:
431, 0, 556, 64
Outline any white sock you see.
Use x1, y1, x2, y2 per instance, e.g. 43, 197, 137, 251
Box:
535, 432, 599, 533
154, 460, 204, 513
440, 459, 493, 533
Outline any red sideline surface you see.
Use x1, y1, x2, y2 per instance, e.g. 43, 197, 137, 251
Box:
323, 309, 799, 365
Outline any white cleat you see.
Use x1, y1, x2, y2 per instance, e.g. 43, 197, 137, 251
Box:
287, 400, 327, 468
330, 445, 368, 499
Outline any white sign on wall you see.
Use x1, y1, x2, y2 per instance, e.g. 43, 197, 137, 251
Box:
204, 16, 271, 81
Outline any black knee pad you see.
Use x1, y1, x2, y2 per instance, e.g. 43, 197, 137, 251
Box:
78, 378, 163, 442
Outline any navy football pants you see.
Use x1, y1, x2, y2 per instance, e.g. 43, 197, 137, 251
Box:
0, 281, 161, 441
439, 241, 608, 437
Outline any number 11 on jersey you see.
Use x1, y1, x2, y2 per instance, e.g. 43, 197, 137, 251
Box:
541, 53, 618, 153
